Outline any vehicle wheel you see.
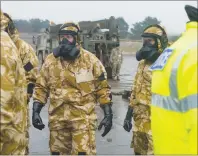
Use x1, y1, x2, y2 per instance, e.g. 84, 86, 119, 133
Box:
38, 52, 43, 70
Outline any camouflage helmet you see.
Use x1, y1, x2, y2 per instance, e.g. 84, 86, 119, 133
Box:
2, 12, 19, 42
59, 21, 80, 36
0, 10, 9, 30
59, 21, 81, 44
141, 24, 168, 52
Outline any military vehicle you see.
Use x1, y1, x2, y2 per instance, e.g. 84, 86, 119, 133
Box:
33, 16, 119, 78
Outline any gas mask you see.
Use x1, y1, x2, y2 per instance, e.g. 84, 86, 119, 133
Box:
136, 38, 160, 62
53, 36, 80, 60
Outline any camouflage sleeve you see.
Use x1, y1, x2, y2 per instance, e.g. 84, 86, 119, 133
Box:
129, 62, 140, 108
24, 45, 39, 97
1, 32, 27, 128
25, 44, 39, 83
33, 58, 49, 105
16, 39, 39, 98
92, 55, 112, 105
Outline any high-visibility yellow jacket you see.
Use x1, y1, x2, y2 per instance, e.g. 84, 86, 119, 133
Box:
150, 21, 198, 154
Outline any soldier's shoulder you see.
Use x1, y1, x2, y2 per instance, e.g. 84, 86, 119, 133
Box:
1, 30, 9, 38
19, 38, 36, 52
16, 38, 25, 45
81, 48, 94, 56
1, 31, 20, 63
24, 40, 35, 52
1, 31, 16, 48
139, 60, 145, 65
81, 48, 99, 62
136, 60, 147, 69
16, 38, 30, 48
44, 53, 57, 65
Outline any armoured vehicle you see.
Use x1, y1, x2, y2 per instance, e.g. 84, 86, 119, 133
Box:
33, 16, 119, 78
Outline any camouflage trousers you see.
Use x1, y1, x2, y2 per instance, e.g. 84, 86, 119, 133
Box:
112, 63, 121, 78
25, 105, 30, 155
0, 125, 28, 155
131, 104, 153, 155
49, 120, 97, 155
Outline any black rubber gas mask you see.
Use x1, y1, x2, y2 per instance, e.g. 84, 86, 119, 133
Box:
53, 36, 80, 60
136, 37, 160, 62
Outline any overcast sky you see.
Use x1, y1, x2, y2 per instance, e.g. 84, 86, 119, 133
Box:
1, 1, 197, 35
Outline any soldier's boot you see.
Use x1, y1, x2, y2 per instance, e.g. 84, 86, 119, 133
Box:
113, 76, 117, 81
117, 76, 120, 81
78, 152, 86, 155
25, 146, 29, 155
135, 152, 141, 155
51, 152, 60, 155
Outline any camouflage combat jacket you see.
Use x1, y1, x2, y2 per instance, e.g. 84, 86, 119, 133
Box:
33, 47, 112, 129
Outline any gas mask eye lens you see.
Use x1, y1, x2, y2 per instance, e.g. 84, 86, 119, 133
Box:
143, 38, 155, 46
59, 35, 74, 44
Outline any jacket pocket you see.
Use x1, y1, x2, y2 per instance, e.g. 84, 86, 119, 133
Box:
75, 70, 95, 96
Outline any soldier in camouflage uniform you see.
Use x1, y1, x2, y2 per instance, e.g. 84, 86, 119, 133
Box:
3, 12, 39, 155
110, 43, 123, 81
92, 23, 102, 33
32, 22, 113, 155
123, 24, 169, 155
0, 10, 28, 155
4, 12, 39, 102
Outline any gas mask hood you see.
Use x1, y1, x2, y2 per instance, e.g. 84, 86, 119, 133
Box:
185, 5, 198, 22
136, 42, 160, 62
53, 22, 81, 60
53, 37, 80, 60
136, 24, 168, 62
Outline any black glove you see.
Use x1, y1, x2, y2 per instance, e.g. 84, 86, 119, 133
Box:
98, 104, 113, 137
27, 83, 35, 95
123, 106, 133, 132
32, 101, 45, 130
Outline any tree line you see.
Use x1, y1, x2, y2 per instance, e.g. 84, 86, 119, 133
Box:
13, 16, 179, 41
14, 18, 50, 33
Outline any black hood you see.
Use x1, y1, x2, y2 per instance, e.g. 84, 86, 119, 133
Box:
185, 5, 198, 22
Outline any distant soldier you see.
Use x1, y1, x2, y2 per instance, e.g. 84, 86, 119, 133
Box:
33, 35, 36, 44
110, 43, 123, 80
3, 12, 39, 155
93, 23, 102, 33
